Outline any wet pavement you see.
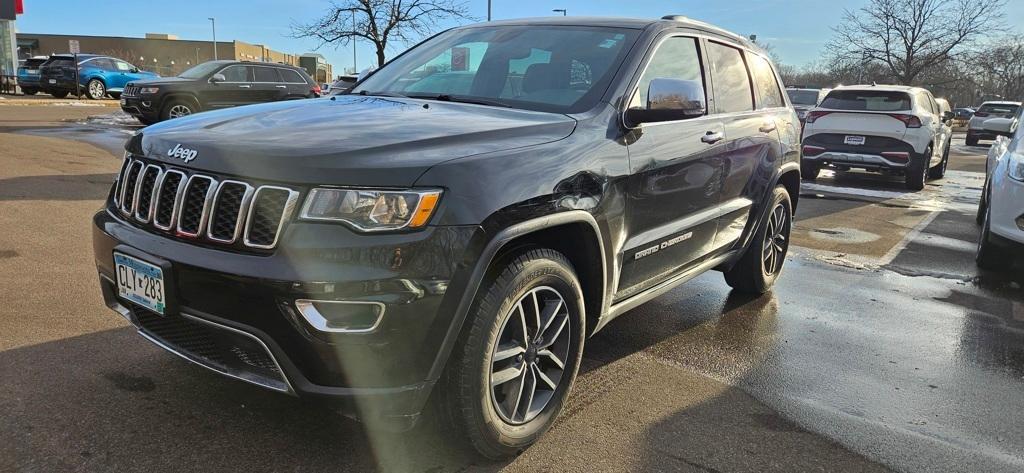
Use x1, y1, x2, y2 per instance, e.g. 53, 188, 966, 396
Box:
1, 108, 1023, 472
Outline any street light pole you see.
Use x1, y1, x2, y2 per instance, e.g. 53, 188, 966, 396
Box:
351, 9, 357, 73
552, 8, 566, 16
208, 17, 217, 60
487, 0, 491, 21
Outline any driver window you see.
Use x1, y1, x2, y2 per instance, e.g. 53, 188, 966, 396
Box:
114, 60, 133, 71
220, 65, 251, 82
632, 37, 705, 110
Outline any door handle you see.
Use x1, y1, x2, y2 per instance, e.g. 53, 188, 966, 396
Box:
759, 122, 777, 133
701, 131, 724, 144
238, 84, 251, 88
275, 85, 287, 89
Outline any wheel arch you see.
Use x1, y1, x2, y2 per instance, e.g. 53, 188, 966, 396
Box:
426, 210, 608, 382
162, 92, 202, 111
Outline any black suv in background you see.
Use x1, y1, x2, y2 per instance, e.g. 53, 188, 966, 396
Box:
120, 60, 319, 124
93, 16, 800, 457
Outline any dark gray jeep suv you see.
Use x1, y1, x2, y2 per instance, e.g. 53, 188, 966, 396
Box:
93, 15, 800, 457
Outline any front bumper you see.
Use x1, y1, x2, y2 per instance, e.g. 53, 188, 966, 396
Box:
93, 207, 482, 421
120, 95, 159, 121
967, 128, 998, 141
989, 170, 1024, 246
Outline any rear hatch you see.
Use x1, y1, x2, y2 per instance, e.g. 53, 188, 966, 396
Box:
806, 89, 914, 142
18, 58, 47, 78
39, 56, 77, 82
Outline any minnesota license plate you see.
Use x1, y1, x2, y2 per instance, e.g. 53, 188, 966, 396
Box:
844, 135, 866, 146
114, 253, 166, 314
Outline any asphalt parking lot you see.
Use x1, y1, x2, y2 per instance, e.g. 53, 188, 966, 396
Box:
1, 105, 1022, 472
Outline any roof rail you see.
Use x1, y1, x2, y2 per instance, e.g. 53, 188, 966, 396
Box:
661, 14, 753, 48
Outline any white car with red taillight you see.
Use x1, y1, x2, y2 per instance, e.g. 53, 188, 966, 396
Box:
800, 85, 953, 191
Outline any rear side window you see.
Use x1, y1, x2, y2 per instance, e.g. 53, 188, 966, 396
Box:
220, 65, 252, 82
113, 60, 134, 71
254, 66, 281, 82
88, 58, 115, 70
820, 90, 911, 111
279, 69, 306, 83
749, 54, 784, 108
707, 42, 753, 113
632, 36, 705, 109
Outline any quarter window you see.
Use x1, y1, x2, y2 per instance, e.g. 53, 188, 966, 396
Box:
254, 66, 281, 82
707, 42, 754, 113
220, 65, 251, 82
279, 69, 306, 83
749, 54, 784, 109
633, 36, 705, 110
114, 60, 134, 71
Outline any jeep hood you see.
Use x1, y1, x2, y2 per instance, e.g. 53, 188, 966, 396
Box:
132, 96, 577, 186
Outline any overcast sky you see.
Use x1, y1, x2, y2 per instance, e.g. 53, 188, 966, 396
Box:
16, 0, 1024, 73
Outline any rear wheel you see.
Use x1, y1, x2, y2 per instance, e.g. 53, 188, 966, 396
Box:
800, 161, 821, 180
928, 143, 950, 179
977, 207, 1010, 270
443, 249, 585, 459
22, 88, 38, 95
50, 90, 69, 98
966, 135, 978, 146
86, 79, 106, 100
724, 185, 792, 294
905, 147, 930, 191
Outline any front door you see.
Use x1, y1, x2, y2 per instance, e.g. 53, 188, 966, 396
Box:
617, 35, 727, 300
202, 65, 257, 109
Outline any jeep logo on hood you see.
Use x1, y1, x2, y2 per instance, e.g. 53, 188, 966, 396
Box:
167, 144, 198, 163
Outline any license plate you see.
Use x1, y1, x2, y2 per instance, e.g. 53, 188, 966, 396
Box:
27, 69, 38, 74
114, 253, 166, 315
844, 135, 866, 146
120, 98, 126, 106
48, 79, 56, 84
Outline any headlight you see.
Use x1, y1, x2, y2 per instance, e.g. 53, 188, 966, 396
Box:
299, 188, 441, 231
139, 87, 160, 94
1007, 151, 1024, 182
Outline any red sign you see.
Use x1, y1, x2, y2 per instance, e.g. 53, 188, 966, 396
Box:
16, 0, 24, 14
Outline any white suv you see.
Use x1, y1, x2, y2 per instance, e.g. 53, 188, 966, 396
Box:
976, 109, 1024, 269
801, 85, 953, 191
966, 101, 1021, 146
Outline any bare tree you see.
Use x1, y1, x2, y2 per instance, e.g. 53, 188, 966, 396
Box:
291, 0, 475, 68
827, 0, 1005, 85
971, 36, 1024, 101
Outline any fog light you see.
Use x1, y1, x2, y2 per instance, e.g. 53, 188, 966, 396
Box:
295, 300, 385, 333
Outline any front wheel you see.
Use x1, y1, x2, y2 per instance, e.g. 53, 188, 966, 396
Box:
86, 79, 106, 100
724, 185, 792, 294
443, 249, 585, 459
977, 207, 1010, 270
161, 98, 197, 121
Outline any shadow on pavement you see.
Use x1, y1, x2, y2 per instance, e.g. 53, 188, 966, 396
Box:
0, 173, 115, 201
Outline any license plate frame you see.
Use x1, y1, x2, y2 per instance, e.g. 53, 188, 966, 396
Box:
844, 135, 866, 146
112, 246, 178, 316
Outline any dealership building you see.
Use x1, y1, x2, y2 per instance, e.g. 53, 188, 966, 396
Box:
16, 32, 332, 79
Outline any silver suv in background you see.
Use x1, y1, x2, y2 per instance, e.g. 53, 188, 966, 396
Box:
967, 101, 1021, 146
786, 87, 829, 123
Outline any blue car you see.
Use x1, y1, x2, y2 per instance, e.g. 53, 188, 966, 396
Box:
16, 56, 48, 95
39, 54, 158, 99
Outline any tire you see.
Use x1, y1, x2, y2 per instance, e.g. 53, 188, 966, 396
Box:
976, 185, 988, 226
977, 207, 1009, 270
85, 79, 106, 100
928, 143, 950, 179
22, 88, 37, 95
109, 92, 121, 100
136, 116, 156, 126
161, 97, 198, 121
800, 161, 821, 180
905, 148, 930, 191
50, 90, 69, 98
966, 135, 978, 146
443, 248, 585, 459
724, 185, 792, 294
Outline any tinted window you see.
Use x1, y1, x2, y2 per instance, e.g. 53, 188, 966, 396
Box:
353, 25, 639, 114
787, 89, 820, 105
254, 66, 281, 82
707, 42, 753, 113
279, 69, 306, 83
88, 58, 115, 70
633, 36, 704, 110
178, 62, 223, 79
220, 65, 251, 82
750, 54, 784, 108
820, 90, 911, 111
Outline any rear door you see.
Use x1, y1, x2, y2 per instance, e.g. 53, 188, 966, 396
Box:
109, 59, 138, 91
278, 67, 312, 98
618, 34, 727, 299
252, 66, 287, 102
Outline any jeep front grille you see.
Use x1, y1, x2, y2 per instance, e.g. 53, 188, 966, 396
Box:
123, 84, 140, 97
112, 156, 299, 250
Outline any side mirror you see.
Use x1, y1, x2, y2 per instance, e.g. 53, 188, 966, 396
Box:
625, 78, 706, 126
210, 73, 226, 83
941, 111, 954, 121
982, 117, 1014, 136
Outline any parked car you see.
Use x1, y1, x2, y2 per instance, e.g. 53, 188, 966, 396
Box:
39, 54, 157, 99
92, 16, 800, 457
975, 108, 1024, 269
967, 101, 1021, 145
786, 87, 828, 122
326, 75, 358, 95
120, 60, 320, 125
801, 84, 953, 190
16, 56, 48, 95
953, 107, 975, 120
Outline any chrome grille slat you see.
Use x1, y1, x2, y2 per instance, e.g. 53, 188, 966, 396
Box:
112, 157, 295, 249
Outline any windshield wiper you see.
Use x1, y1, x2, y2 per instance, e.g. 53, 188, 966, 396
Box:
405, 93, 511, 108
354, 90, 408, 98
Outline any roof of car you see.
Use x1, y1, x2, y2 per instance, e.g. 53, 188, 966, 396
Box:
831, 84, 929, 94
979, 100, 1022, 106
460, 15, 757, 50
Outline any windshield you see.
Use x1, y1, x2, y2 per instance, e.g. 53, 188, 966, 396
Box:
178, 62, 224, 79
820, 90, 911, 111
353, 25, 640, 113
787, 89, 820, 105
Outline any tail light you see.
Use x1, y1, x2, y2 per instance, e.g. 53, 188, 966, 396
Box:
312, 84, 322, 96
802, 145, 826, 157
880, 151, 910, 162
888, 114, 922, 128
805, 111, 832, 124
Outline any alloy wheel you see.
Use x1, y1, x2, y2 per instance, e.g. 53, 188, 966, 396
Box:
762, 202, 790, 276
168, 105, 192, 119
489, 286, 572, 425
88, 80, 104, 99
